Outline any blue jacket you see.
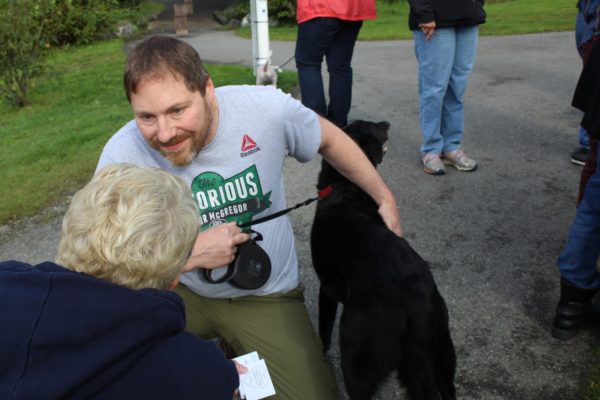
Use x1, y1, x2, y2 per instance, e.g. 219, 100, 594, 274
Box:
0, 260, 239, 399
578, 0, 600, 46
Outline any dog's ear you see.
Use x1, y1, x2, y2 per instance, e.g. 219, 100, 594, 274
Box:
377, 121, 390, 131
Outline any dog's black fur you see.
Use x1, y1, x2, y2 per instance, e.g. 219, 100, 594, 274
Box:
310, 120, 457, 400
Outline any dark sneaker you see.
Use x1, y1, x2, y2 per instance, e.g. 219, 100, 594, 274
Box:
570, 147, 589, 166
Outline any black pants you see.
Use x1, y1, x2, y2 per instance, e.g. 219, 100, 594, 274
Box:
295, 17, 363, 127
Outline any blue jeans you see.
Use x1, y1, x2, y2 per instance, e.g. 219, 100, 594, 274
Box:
579, 126, 590, 149
576, 8, 585, 56
575, 11, 590, 149
295, 17, 363, 127
413, 26, 479, 155
558, 140, 600, 289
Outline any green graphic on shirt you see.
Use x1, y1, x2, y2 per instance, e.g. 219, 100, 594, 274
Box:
191, 165, 272, 230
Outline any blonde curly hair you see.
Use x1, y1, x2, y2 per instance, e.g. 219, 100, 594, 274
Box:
56, 164, 199, 290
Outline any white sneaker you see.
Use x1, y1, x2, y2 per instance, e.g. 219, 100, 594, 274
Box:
442, 150, 477, 171
422, 154, 446, 175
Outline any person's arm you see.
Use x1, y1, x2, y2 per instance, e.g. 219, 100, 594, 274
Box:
182, 222, 250, 272
407, 0, 436, 39
317, 117, 403, 237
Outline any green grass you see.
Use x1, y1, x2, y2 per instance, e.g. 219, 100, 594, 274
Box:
580, 346, 600, 400
237, 0, 576, 41
0, 41, 130, 225
0, 39, 297, 225
480, 0, 575, 36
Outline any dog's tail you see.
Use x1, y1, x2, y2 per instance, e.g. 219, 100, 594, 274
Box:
435, 323, 457, 400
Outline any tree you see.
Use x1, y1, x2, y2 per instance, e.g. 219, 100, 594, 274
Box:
0, 0, 139, 107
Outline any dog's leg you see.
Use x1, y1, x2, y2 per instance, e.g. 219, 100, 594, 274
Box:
401, 366, 440, 400
400, 343, 443, 400
318, 287, 338, 351
434, 330, 457, 400
340, 338, 380, 399
339, 306, 391, 400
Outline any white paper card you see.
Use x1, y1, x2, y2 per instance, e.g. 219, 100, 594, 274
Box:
239, 359, 276, 400
234, 351, 260, 366
234, 352, 258, 399
233, 352, 276, 400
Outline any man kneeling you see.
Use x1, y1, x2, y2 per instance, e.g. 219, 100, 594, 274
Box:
0, 164, 240, 399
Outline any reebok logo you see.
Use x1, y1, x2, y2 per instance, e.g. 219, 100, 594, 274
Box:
241, 134, 257, 151
240, 134, 261, 157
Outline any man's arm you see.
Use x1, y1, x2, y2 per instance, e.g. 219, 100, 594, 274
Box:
317, 117, 403, 236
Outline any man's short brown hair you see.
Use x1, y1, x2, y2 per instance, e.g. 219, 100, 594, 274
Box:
124, 35, 211, 102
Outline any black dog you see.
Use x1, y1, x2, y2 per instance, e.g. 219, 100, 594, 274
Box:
310, 120, 456, 400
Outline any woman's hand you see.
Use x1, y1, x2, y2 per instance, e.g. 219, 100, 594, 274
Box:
419, 21, 436, 40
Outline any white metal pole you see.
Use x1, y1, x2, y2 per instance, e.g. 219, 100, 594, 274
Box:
250, 0, 270, 75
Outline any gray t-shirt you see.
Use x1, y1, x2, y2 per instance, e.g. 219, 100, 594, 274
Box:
96, 85, 321, 298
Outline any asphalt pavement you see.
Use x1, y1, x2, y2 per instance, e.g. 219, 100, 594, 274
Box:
1, 19, 597, 400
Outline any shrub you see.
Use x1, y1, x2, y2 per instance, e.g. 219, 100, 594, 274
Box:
40, 0, 123, 46
226, 0, 297, 24
0, 0, 160, 107
264, 0, 296, 22
0, 0, 46, 107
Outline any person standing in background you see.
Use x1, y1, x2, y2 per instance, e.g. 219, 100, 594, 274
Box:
408, 0, 486, 175
570, 0, 600, 166
294, 0, 376, 128
552, 39, 600, 341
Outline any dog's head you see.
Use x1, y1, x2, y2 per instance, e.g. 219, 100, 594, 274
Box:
343, 120, 390, 166
317, 120, 391, 189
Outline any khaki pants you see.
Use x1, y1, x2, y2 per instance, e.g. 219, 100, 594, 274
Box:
175, 284, 338, 400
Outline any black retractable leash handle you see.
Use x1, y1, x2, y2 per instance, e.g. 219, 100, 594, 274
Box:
202, 231, 264, 284
202, 229, 271, 289
201, 185, 335, 289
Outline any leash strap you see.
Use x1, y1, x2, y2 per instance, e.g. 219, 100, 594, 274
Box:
238, 185, 333, 228
277, 54, 295, 70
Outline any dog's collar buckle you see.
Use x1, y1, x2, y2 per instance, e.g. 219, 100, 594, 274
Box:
318, 184, 334, 199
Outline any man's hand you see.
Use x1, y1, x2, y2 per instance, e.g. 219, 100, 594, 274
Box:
419, 21, 436, 40
182, 222, 250, 272
378, 200, 403, 237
